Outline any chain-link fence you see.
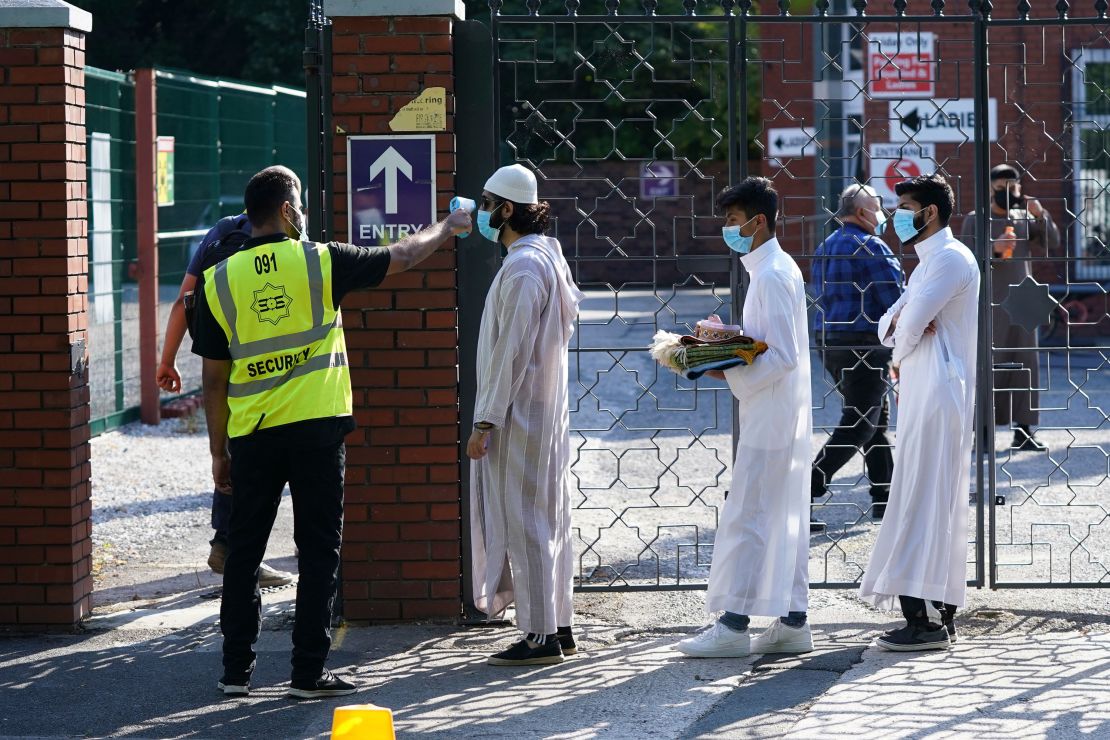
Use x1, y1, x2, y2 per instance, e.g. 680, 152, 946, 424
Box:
84, 66, 307, 435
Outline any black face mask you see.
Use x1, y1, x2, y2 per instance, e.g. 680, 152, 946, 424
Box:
994, 188, 1024, 210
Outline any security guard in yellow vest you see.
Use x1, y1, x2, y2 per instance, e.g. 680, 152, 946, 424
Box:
191, 166, 470, 699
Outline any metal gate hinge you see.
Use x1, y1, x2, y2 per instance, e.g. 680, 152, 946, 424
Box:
303, 50, 323, 70
995, 495, 1006, 506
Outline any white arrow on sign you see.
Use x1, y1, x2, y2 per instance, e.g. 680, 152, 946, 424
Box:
368, 146, 413, 215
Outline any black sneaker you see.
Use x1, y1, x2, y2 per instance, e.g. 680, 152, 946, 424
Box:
217, 676, 249, 696
810, 518, 827, 533
287, 670, 357, 699
557, 626, 577, 656
488, 638, 564, 666
871, 502, 887, 520
875, 623, 950, 652
929, 601, 958, 643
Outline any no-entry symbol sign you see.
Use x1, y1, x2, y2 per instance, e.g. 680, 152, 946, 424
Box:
869, 143, 936, 206
886, 158, 921, 181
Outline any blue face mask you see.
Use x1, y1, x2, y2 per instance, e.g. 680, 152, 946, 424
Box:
477, 205, 503, 242
892, 208, 922, 243
722, 217, 757, 254
872, 209, 888, 236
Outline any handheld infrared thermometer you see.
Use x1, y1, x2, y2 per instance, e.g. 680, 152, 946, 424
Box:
450, 196, 476, 238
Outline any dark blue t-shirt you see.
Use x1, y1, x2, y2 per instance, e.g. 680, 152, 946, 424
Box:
185, 213, 252, 277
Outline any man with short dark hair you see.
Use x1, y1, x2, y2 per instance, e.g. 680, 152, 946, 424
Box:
960, 163, 1058, 451
674, 176, 814, 658
192, 165, 471, 697
811, 183, 903, 523
860, 173, 979, 652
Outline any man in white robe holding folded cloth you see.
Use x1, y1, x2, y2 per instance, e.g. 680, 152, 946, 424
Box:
860, 173, 979, 651
675, 177, 814, 658
466, 164, 584, 666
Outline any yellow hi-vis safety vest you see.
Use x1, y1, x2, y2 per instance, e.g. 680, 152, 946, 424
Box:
203, 238, 351, 438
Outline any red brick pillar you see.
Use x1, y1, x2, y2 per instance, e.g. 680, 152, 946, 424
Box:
326, 0, 463, 622
0, 2, 93, 628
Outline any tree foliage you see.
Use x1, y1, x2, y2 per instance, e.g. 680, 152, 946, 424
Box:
71, 0, 307, 85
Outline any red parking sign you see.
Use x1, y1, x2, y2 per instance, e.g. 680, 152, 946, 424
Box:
868, 32, 935, 99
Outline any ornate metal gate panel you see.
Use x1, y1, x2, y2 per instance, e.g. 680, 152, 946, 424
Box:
489, 7, 740, 589
474, 0, 1110, 591
986, 21, 1110, 587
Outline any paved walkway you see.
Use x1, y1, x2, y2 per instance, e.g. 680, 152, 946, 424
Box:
3, 588, 1109, 739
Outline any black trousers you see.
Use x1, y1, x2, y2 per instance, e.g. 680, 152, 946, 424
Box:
900, 595, 957, 628
812, 334, 895, 502
210, 489, 232, 546
221, 431, 345, 683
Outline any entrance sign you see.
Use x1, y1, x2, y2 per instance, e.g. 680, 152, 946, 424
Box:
869, 142, 937, 205
347, 135, 436, 246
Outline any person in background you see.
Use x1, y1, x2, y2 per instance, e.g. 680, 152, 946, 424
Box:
156, 213, 293, 588
810, 183, 903, 523
960, 163, 1059, 452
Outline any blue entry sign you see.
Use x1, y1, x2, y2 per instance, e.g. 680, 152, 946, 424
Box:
639, 161, 680, 200
347, 134, 436, 246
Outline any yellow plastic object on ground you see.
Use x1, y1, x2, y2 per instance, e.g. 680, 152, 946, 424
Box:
330, 704, 396, 740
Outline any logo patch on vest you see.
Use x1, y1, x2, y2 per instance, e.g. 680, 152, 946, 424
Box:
250, 283, 292, 325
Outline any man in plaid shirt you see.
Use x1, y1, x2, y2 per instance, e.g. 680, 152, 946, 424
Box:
811, 184, 903, 524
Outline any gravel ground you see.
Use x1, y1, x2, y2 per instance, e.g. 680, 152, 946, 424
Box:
89, 285, 202, 422
90, 415, 295, 608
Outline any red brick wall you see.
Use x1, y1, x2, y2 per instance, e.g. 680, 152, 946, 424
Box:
330, 15, 461, 622
0, 26, 92, 628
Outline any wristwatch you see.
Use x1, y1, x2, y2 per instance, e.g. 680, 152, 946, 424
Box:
474, 421, 495, 431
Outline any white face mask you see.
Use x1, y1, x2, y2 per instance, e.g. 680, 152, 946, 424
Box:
283, 203, 307, 241
869, 207, 888, 235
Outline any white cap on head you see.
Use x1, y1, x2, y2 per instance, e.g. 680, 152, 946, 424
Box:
483, 164, 539, 205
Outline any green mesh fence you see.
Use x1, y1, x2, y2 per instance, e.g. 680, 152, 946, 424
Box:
84, 66, 307, 435
85, 67, 137, 435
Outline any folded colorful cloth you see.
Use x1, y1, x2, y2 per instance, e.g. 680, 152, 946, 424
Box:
649, 320, 769, 378
682, 356, 748, 380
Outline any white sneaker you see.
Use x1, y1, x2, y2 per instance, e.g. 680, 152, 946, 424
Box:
674, 622, 750, 658
258, 562, 295, 588
750, 620, 814, 654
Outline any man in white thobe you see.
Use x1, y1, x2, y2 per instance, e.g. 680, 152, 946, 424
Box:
860, 173, 979, 651
466, 165, 584, 666
675, 177, 813, 658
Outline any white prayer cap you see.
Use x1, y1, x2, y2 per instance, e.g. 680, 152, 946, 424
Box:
483, 164, 539, 205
